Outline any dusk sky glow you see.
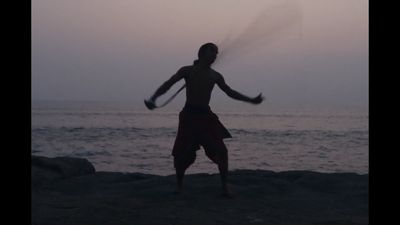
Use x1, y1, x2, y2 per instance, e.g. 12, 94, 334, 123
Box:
32, 0, 368, 112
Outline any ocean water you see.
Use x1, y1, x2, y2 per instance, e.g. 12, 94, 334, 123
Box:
31, 100, 368, 175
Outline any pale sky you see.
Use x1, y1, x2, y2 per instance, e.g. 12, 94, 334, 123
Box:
32, 0, 368, 112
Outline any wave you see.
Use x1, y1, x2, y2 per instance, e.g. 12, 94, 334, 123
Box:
32, 126, 368, 145
32, 109, 367, 119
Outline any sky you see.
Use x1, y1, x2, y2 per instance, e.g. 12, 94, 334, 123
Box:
32, 0, 368, 112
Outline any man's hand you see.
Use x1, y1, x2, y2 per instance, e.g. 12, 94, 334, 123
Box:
144, 99, 157, 110
250, 93, 264, 104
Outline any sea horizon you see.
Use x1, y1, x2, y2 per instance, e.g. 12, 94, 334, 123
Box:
32, 99, 368, 175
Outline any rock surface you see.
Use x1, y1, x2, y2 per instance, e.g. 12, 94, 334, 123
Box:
31, 157, 368, 225
32, 156, 95, 188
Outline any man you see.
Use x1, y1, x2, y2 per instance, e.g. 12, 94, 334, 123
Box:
146, 43, 264, 197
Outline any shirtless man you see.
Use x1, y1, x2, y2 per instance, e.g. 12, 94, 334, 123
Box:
146, 43, 264, 197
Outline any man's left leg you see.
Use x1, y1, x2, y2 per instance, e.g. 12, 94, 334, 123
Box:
203, 140, 233, 197
218, 153, 232, 197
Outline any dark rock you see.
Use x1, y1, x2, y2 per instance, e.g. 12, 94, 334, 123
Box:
31, 156, 96, 188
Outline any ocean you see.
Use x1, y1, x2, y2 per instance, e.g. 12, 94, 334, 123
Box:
31, 100, 368, 175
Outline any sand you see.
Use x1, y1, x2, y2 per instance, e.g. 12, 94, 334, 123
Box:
32, 156, 368, 225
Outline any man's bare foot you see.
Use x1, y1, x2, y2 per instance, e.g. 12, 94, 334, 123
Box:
173, 186, 182, 194
221, 187, 234, 198
221, 191, 233, 198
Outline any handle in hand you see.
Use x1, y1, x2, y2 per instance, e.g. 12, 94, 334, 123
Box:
144, 99, 156, 110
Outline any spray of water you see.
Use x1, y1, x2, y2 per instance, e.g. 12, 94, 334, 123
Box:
146, 1, 303, 108
216, 0, 303, 65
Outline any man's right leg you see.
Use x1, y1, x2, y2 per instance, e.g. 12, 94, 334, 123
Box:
173, 152, 196, 193
175, 165, 185, 193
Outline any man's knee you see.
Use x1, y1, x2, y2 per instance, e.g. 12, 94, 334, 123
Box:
217, 152, 228, 166
204, 148, 227, 166
174, 152, 196, 170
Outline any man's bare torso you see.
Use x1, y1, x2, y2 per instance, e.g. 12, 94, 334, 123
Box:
181, 65, 220, 109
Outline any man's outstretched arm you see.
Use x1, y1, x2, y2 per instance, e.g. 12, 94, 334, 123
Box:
216, 74, 264, 104
149, 68, 186, 102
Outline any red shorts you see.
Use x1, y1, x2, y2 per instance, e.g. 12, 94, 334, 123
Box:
172, 107, 232, 169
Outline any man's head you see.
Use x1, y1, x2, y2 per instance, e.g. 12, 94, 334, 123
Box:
197, 43, 218, 65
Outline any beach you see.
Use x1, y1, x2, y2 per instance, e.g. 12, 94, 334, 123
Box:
32, 156, 368, 225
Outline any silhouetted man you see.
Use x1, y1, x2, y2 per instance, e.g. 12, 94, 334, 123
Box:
146, 43, 264, 197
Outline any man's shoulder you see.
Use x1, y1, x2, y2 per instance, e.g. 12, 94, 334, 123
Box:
176, 65, 194, 76
179, 65, 194, 72
210, 69, 223, 80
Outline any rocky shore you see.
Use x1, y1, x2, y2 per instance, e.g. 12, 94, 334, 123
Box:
32, 156, 368, 225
